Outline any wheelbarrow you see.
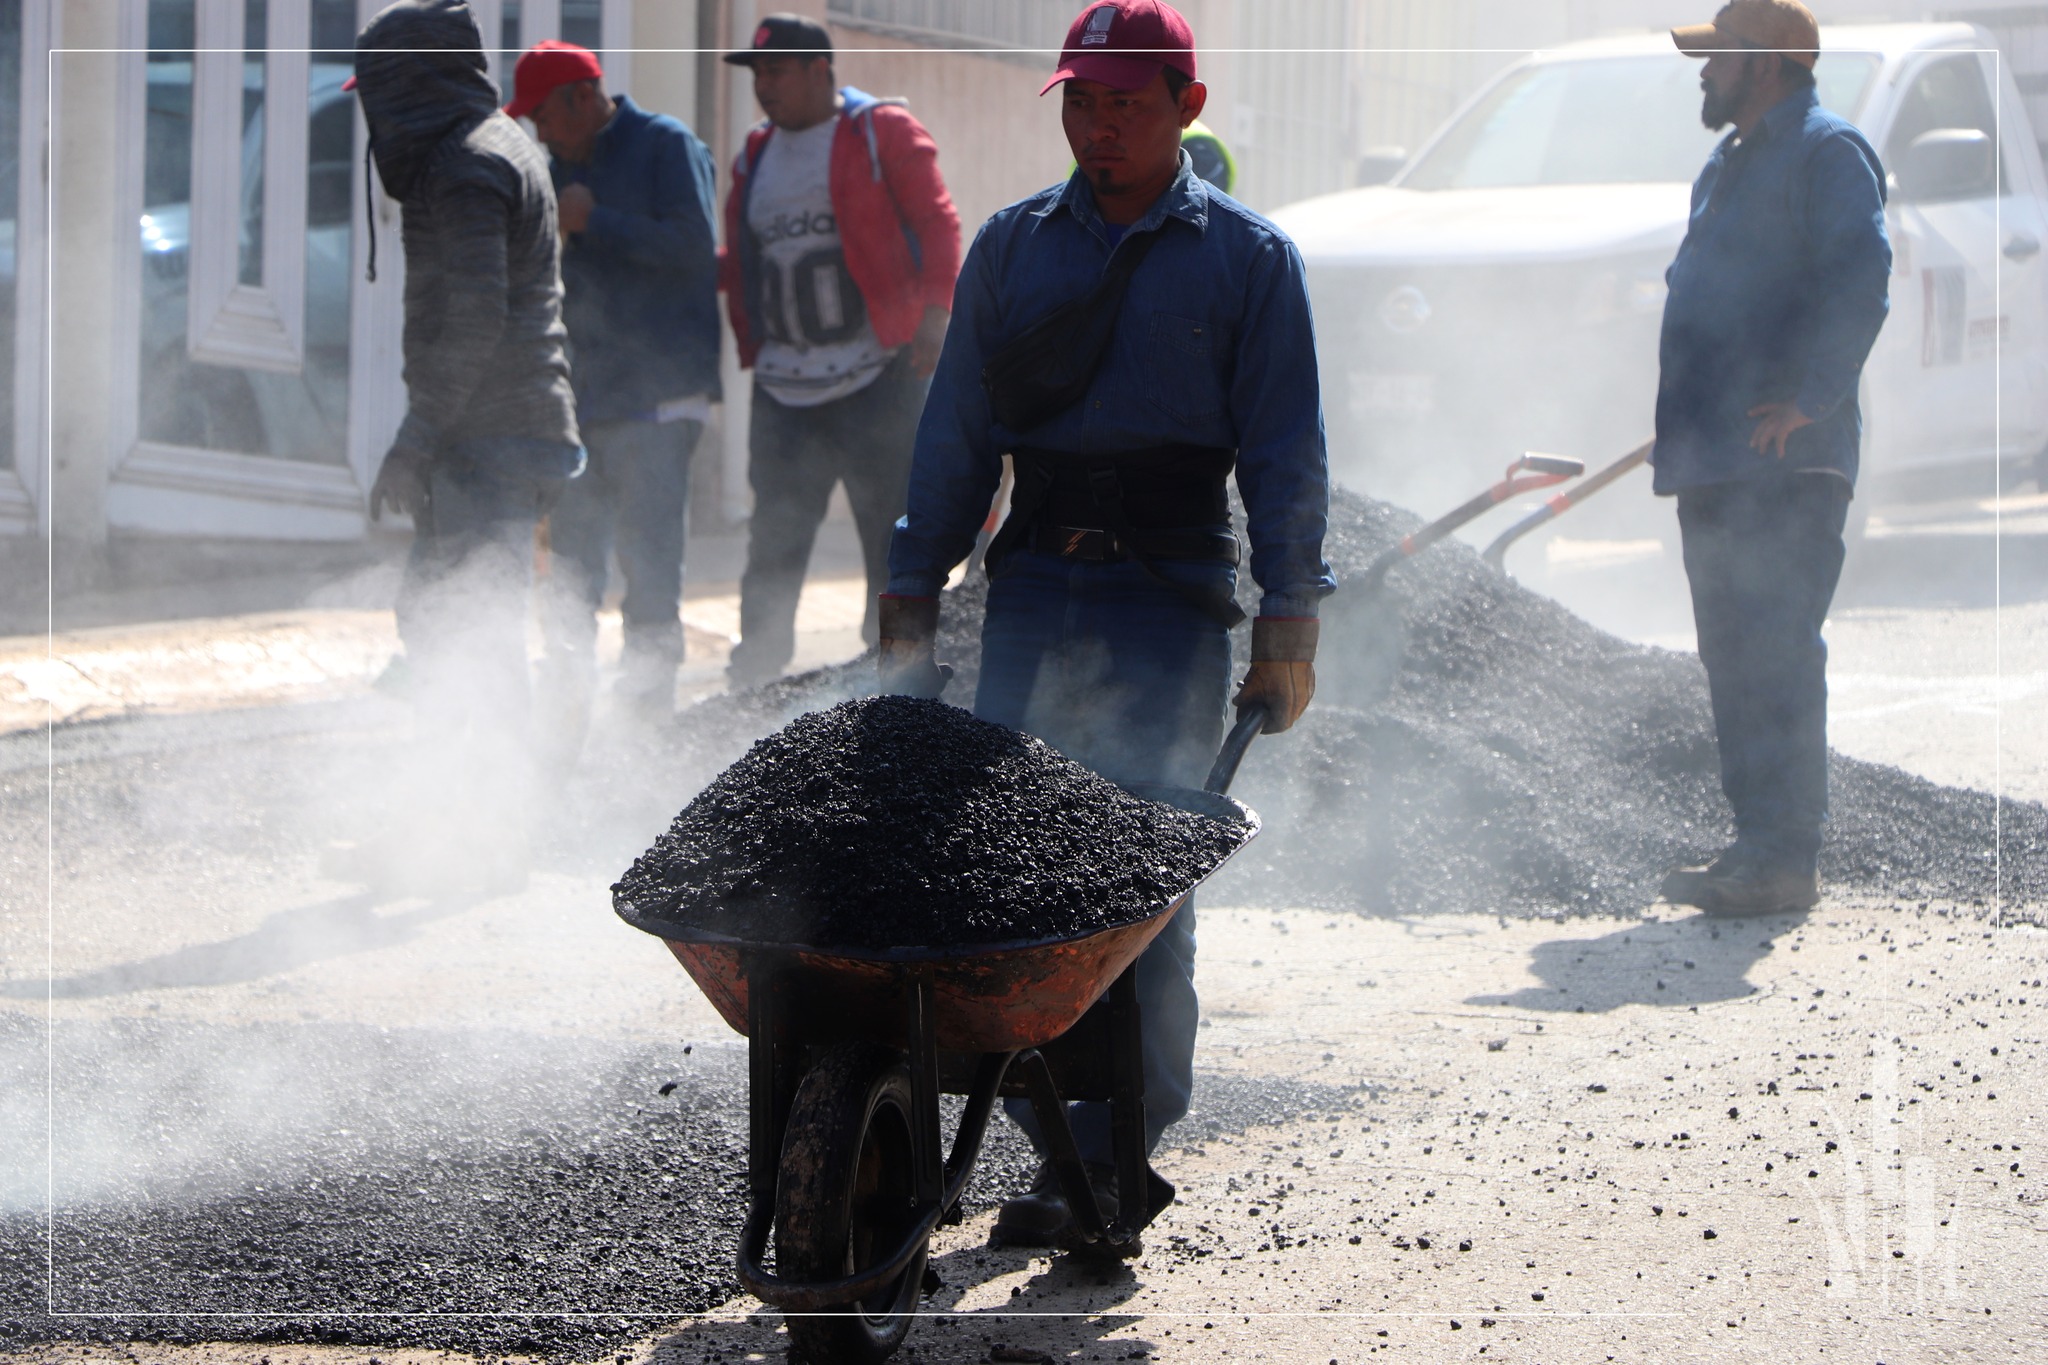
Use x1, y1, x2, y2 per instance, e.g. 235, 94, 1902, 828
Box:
614, 705, 1271, 1364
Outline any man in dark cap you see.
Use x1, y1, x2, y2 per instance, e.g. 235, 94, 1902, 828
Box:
1654, 0, 1890, 917
882, 0, 1332, 1248
503, 40, 720, 757
344, 0, 581, 890
719, 14, 961, 688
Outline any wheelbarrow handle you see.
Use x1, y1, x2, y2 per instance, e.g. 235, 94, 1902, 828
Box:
1514, 453, 1586, 479
1481, 439, 1653, 572
1206, 702, 1269, 795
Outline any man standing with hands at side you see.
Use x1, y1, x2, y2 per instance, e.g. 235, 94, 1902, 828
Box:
881, 0, 1332, 1247
1655, 0, 1890, 917
506, 41, 721, 755
720, 15, 960, 689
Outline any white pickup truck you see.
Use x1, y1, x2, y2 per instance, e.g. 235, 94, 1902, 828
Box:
1270, 24, 2048, 531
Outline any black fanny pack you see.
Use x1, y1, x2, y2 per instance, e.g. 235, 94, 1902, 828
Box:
980, 231, 1159, 432
987, 444, 1245, 629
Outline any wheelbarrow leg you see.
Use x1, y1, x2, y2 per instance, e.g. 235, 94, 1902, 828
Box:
1011, 1049, 1112, 1245
1108, 963, 1172, 1244
739, 956, 798, 1279
903, 969, 943, 1211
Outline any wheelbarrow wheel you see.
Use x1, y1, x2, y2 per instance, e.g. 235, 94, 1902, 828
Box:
776, 1041, 928, 1365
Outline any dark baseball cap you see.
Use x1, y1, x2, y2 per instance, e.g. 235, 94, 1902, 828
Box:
1040, 0, 1196, 97
724, 13, 832, 66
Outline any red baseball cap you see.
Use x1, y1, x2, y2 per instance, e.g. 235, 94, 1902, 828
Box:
503, 39, 604, 119
1039, 0, 1196, 97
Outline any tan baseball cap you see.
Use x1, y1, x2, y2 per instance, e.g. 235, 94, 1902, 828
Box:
1672, 0, 1820, 69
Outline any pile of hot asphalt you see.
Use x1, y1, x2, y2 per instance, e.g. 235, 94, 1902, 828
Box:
670, 488, 2045, 921
616, 695, 1248, 948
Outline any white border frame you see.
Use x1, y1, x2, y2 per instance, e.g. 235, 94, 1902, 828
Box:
187, 0, 310, 374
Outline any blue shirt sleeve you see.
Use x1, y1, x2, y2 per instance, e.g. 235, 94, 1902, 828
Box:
886, 223, 1005, 597
578, 120, 719, 278
1791, 132, 1892, 423
1231, 237, 1335, 618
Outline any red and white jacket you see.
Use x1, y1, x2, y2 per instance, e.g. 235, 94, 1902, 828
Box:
719, 89, 962, 368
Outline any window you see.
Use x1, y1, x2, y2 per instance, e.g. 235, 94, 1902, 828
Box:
824, 0, 1074, 56
1885, 53, 2003, 200
137, 0, 355, 465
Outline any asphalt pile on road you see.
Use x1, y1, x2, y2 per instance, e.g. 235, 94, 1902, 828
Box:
1215, 488, 2046, 918
614, 695, 1248, 949
675, 488, 2044, 921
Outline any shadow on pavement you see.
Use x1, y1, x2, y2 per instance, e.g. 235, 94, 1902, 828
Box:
0, 892, 480, 999
643, 1245, 1151, 1363
1466, 911, 1806, 1012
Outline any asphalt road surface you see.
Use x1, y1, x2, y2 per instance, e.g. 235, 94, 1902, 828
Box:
2, 496, 2042, 1363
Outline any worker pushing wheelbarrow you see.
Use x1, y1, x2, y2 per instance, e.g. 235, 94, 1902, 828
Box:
614, 697, 1271, 1363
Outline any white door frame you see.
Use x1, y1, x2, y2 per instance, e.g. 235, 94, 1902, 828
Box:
105, 0, 383, 540
1, 0, 53, 537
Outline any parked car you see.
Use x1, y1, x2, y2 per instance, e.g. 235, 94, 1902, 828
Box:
1270, 24, 2048, 533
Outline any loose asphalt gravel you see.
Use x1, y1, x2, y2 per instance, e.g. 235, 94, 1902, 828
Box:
0, 1005, 1357, 1361
665, 488, 2047, 924
615, 696, 1248, 949
4, 487, 2041, 1363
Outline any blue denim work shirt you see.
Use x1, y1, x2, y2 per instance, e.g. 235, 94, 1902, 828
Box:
1652, 87, 1891, 494
887, 152, 1335, 618
553, 95, 722, 425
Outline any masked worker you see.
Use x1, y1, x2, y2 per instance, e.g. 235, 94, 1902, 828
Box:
720, 14, 962, 689
880, 0, 1333, 1247
503, 41, 721, 759
1655, 0, 1890, 916
339, 0, 581, 893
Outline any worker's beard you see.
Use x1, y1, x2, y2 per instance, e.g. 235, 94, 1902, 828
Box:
1087, 164, 1128, 197
1700, 61, 1756, 131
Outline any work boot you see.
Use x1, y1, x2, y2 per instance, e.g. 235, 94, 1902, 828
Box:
617, 625, 682, 727
1697, 861, 1819, 918
990, 1162, 1119, 1249
533, 650, 597, 782
1659, 846, 1747, 908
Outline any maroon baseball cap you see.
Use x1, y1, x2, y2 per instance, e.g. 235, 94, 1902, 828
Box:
503, 39, 605, 119
1039, 0, 1196, 97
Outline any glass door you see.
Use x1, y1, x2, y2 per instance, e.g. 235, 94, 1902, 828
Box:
107, 0, 373, 539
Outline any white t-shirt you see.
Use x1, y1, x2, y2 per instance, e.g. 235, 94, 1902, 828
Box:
747, 117, 894, 408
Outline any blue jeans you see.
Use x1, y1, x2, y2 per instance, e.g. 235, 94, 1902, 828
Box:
976, 550, 1235, 1165
1677, 474, 1849, 873
395, 439, 574, 830
542, 418, 702, 665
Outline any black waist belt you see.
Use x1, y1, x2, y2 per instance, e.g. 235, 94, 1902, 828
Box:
1029, 524, 1242, 566
988, 444, 1246, 628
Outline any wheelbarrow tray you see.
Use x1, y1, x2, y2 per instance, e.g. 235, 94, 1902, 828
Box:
618, 785, 1257, 1054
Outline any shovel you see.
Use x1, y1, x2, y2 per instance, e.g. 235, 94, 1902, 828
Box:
1481, 440, 1654, 573
1357, 453, 1585, 592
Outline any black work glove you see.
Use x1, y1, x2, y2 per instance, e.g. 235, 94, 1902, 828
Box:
370, 414, 439, 523
877, 595, 952, 699
1234, 617, 1318, 734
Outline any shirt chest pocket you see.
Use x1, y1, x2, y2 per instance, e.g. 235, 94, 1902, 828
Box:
1144, 310, 1225, 425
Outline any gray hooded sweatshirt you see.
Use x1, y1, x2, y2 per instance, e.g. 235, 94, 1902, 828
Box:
353, 0, 578, 456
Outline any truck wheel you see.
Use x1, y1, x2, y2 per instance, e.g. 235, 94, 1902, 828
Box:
776, 1042, 927, 1365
